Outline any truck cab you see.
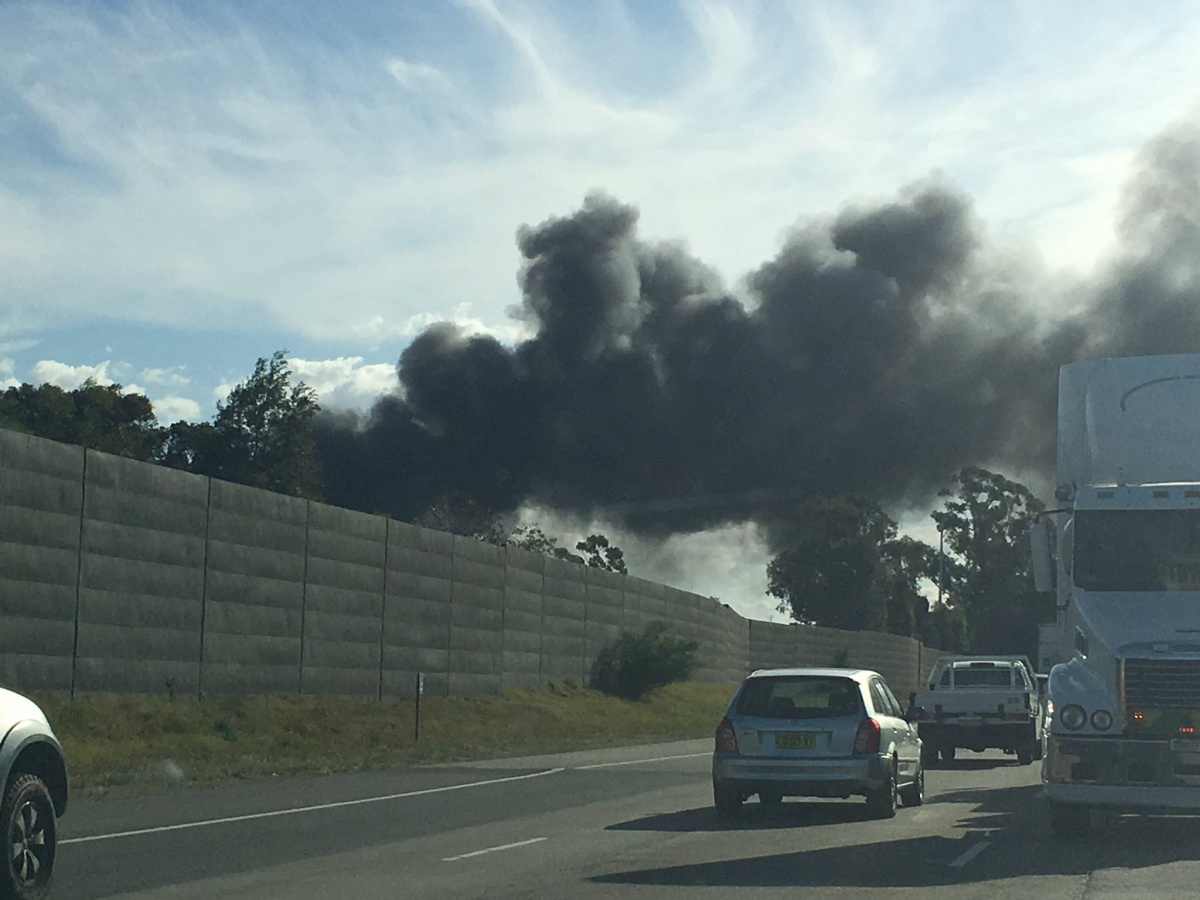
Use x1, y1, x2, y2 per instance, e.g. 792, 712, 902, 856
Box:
1032, 354, 1200, 835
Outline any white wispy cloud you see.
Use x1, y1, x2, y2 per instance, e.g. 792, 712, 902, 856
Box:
387, 58, 454, 94
140, 366, 191, 388
151, 395, 202, 423
289, 356, 398, 410
5, 0, 1200, 357
30, 359, 115, 389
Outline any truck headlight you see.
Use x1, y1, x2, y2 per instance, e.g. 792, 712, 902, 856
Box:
1060, 704, 1087, 730
1090, 709, 1113, 731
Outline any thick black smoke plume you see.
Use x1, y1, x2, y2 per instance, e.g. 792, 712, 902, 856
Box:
314, 119, 1200, 546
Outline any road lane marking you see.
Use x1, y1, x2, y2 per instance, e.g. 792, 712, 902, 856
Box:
61, 768, 566, 846
577, 752, 709, 769
442, 837, 547, 861
948, 840, 992, 868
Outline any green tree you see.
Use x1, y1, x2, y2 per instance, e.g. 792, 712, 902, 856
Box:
576, 533, 627, 574
768, 495, 896, 631
931, 467, 1050, 657
416, 492, 507, 544
508, 524, 584, 563
0, 380, 162, 460
881, 535, 934, 637
206, 351, 323, 499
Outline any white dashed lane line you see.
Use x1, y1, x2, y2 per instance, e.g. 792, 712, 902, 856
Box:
948, 840, 992, 869
61, 768, 566, 846
442, 837, 548, 862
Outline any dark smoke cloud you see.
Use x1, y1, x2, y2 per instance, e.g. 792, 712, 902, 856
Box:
315, 119, 1200, 546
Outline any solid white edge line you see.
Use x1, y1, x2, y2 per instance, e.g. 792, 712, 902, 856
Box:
61, 768, 566, 846
442, 837, 547, 861
577, 752, 709, 769
948, 840, 992, 868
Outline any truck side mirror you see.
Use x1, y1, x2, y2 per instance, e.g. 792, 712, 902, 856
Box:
1030, 521, 1054, 593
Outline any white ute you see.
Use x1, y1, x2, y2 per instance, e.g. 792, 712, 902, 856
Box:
912, 656, 1042, 766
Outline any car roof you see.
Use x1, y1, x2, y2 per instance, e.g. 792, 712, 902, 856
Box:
745, 667, 880, 682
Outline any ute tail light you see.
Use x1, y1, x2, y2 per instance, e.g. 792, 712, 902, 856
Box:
715, 717, 739, 754
853, 717, 881, 754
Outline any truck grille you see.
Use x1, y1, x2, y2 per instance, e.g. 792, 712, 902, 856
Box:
1124, 658, 1200, 709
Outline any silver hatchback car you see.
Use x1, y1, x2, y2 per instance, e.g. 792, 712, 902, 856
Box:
712, 667, 924, 818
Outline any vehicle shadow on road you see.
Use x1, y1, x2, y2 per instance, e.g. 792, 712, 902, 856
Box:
594, 785, 1200, 888
608, 800, 877, 833
926, 758, 1024, 772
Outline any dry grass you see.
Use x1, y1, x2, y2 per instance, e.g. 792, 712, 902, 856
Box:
32, 681, 738, 799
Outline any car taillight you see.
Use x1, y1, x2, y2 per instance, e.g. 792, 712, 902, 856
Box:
853, 717, 881, 754
715, 717, 739, 754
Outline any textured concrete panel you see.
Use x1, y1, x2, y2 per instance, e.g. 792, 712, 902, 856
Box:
541, 557, 586, 683
583, 568, 624, 680
448, 535, 504, 696
382, 523, 453, 698
0, 431, 84, 692
76, 453, 207, 694
301, 503, 386, 698
502, 548, 543, 689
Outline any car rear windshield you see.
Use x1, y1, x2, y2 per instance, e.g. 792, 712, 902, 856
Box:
951, 667, 1014, 687
736, 676, 862, 719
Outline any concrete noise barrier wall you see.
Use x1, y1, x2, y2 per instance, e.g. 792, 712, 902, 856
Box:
0, 428, 936, 699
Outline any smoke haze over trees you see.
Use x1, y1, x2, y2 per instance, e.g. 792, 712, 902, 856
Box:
315, 118, 1200, 548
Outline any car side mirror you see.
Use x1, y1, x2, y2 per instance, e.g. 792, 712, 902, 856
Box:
905, 705, 923, 723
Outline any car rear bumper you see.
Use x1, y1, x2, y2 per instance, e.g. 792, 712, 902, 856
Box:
712, 753, 886, 798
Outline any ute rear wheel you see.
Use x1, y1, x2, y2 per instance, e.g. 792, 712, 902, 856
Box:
1017, 739, 1035, 766
921, 742, 938, 767
0, 773, 57, 900
758, 790, 782, 806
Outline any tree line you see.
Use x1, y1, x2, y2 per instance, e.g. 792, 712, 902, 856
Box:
0, 352, 628, 574
2, 352, 1050, 655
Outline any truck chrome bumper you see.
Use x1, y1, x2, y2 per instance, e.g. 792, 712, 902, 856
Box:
1044, 734, 1200, 792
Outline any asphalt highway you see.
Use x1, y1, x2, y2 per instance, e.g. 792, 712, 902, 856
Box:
54, 740, 1200, 898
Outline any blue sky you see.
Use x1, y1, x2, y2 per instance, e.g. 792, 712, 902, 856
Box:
4, 0, 1200, 616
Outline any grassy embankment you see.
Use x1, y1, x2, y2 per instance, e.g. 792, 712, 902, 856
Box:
32, 681, 736, 799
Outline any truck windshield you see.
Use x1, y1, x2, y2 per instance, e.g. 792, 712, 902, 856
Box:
1074, 509, 1200, 591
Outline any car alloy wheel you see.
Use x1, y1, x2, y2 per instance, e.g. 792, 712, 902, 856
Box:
2, 774, 56, 900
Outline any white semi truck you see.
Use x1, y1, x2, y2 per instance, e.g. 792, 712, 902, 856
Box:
1031, 353, 1200, 836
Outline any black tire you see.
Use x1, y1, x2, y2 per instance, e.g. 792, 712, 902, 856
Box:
758, 790, 783, 806
1017, 739, 1035, 766
713, 780, 742, 820
1033, 735, 1044, 761
921, 742, 938, 767
899, 764, 925, 808
0, 774, 57, 900
866, 763, 898, 819
1049, 801, 1091, 838
940, 746, 956, 762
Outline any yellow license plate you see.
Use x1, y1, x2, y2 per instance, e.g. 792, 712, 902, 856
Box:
775, 732, 816, 750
